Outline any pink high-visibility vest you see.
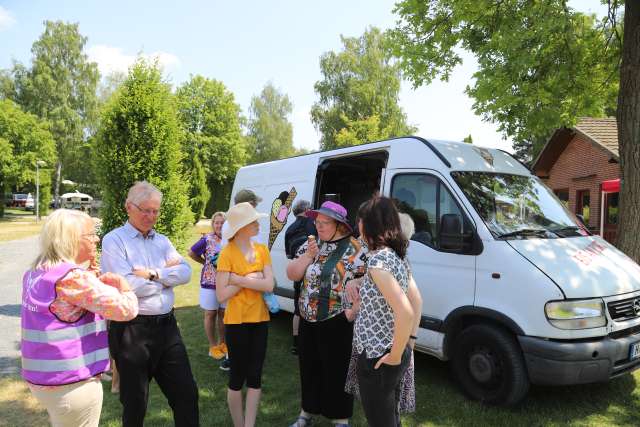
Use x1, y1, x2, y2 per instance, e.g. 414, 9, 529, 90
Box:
21, 262, 109, 386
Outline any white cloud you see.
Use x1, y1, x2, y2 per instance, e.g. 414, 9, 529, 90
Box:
0, 6, 16, 31
87, 45, 180, 76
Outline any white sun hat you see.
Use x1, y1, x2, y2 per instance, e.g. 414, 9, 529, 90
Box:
222, 202, 268, 241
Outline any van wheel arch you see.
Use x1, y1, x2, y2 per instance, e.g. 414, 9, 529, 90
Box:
442, 307, 524, 358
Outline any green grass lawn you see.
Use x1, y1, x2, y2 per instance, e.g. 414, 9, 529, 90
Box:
0, 208, 42, 242
4, 225, 640, 426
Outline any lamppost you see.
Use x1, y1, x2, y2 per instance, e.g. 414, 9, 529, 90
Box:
35, 160, 46, 222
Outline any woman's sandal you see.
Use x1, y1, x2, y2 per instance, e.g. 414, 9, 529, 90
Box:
289, 415, 313, 427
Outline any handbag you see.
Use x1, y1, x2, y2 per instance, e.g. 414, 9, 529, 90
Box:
263, 291, 280, 314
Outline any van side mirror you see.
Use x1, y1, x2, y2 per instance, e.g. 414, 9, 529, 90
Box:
440, 213, 464, 251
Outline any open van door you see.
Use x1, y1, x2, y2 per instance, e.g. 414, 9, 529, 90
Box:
383, 169, 478, 358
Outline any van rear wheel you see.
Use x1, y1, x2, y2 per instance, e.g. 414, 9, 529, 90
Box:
451, 324, 529, 405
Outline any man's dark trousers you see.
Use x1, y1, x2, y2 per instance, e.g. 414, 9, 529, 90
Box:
109, 311, 199, 427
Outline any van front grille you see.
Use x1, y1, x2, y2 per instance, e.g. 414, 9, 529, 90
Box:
608, 297, 640, 322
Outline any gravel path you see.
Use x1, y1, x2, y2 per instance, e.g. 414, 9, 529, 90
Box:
0, 235, 38, 375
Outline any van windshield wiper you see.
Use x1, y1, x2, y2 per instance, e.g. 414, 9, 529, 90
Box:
498, 228, 550, 239
549, 225, 584, 237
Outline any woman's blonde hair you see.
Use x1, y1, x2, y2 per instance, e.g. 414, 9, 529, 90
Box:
32, 209, 92, 269
211, 211, 226, 227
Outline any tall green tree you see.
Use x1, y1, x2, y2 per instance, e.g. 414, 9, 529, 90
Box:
246, 82, 295, 163
0, 100, 57, 217
389, 0, 620, 161
189, 155, 210, 222
1, 21, 100, 203
311, 27, 416, 151
614, 0, 640, 263
176, 75, 245, 215
95, 60, 192, 246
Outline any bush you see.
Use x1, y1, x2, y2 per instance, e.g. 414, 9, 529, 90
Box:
94, 60, 193, 248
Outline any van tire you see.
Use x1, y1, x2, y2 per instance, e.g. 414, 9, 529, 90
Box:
451, 324, 529, 406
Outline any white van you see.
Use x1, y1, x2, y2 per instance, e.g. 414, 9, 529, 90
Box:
229, 136, 640, 405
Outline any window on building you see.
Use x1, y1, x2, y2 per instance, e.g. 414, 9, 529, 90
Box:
391, 173, 471, 250
554, 189, 569, 208
576, 190, 590, 224
606, 192, 619, 225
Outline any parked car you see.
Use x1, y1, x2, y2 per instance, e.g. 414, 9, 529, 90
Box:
8, 193, 30, 208
229, 136, 640, 405
24, 194, 35, 210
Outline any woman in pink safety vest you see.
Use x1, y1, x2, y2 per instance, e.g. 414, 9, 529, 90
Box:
21, 209, 138, 427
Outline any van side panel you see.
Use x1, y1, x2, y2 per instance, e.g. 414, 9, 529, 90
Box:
231, 155, 320, 313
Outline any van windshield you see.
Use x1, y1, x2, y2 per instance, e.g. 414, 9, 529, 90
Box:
451, 172, 585, 239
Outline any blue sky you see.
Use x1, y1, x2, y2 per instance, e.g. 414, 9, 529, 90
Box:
0, 0, 609, 153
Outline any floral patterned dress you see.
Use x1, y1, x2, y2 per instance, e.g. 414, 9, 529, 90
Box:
296, 236, 367, 322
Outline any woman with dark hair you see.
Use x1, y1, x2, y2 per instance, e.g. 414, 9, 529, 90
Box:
352, 197, 422, 427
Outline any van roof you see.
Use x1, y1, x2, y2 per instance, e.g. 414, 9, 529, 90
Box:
427, 138, 530, 175
241, 135, 530, 176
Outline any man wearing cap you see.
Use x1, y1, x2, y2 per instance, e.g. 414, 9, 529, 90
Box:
284, 200, 317, 355
101, 181, 199, 427
286, 201, 367, 427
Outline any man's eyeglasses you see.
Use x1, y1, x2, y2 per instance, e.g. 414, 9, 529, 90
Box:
132, 203, 160, 216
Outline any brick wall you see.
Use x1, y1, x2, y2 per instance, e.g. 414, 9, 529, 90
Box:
541, 135, 620, 229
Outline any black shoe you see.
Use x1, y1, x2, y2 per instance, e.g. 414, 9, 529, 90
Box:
220, 357, 231, 371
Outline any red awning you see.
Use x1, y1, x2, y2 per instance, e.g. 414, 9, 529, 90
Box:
602, 179, 620, 193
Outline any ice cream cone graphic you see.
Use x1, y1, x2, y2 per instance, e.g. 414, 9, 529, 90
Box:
268, 187, 297, 249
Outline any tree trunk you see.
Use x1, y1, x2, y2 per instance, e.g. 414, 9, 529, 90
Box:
54, 161, 62, 209
616, 0, 640, 263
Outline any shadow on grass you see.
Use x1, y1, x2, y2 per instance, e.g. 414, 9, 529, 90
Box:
402, 350, 640, 427
0, 375, 49, 427
93, 303, 640, 426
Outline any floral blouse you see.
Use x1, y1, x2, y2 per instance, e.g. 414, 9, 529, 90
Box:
51, 269, 138, 323
296, 236, 367, 322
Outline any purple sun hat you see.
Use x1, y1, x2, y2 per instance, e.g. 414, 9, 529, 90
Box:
305, 201, 352, 232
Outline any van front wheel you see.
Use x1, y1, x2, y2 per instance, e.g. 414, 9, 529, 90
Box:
451, 324, 529, 405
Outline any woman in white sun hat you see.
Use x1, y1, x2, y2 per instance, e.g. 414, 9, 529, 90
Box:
216, 202, 275, 427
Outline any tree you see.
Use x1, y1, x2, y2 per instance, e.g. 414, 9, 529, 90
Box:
189, 155, 210, 222
0, 100, 57, 217
463, 134, 473, 144
95, 60, 192, 247
389, 1, 620, 161
1, 21, 100, 204
311, 27, 416, 151
246, 82, 295, 163
615, 0, 640, 263
176, 75, 245, 215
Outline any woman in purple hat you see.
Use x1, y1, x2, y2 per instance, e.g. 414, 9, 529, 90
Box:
286, 201, 367, 427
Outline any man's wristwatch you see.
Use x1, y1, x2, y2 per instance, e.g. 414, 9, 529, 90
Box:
148, 270, 158, 281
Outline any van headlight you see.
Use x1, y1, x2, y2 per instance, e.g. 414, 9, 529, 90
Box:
545, 299, 606, 329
